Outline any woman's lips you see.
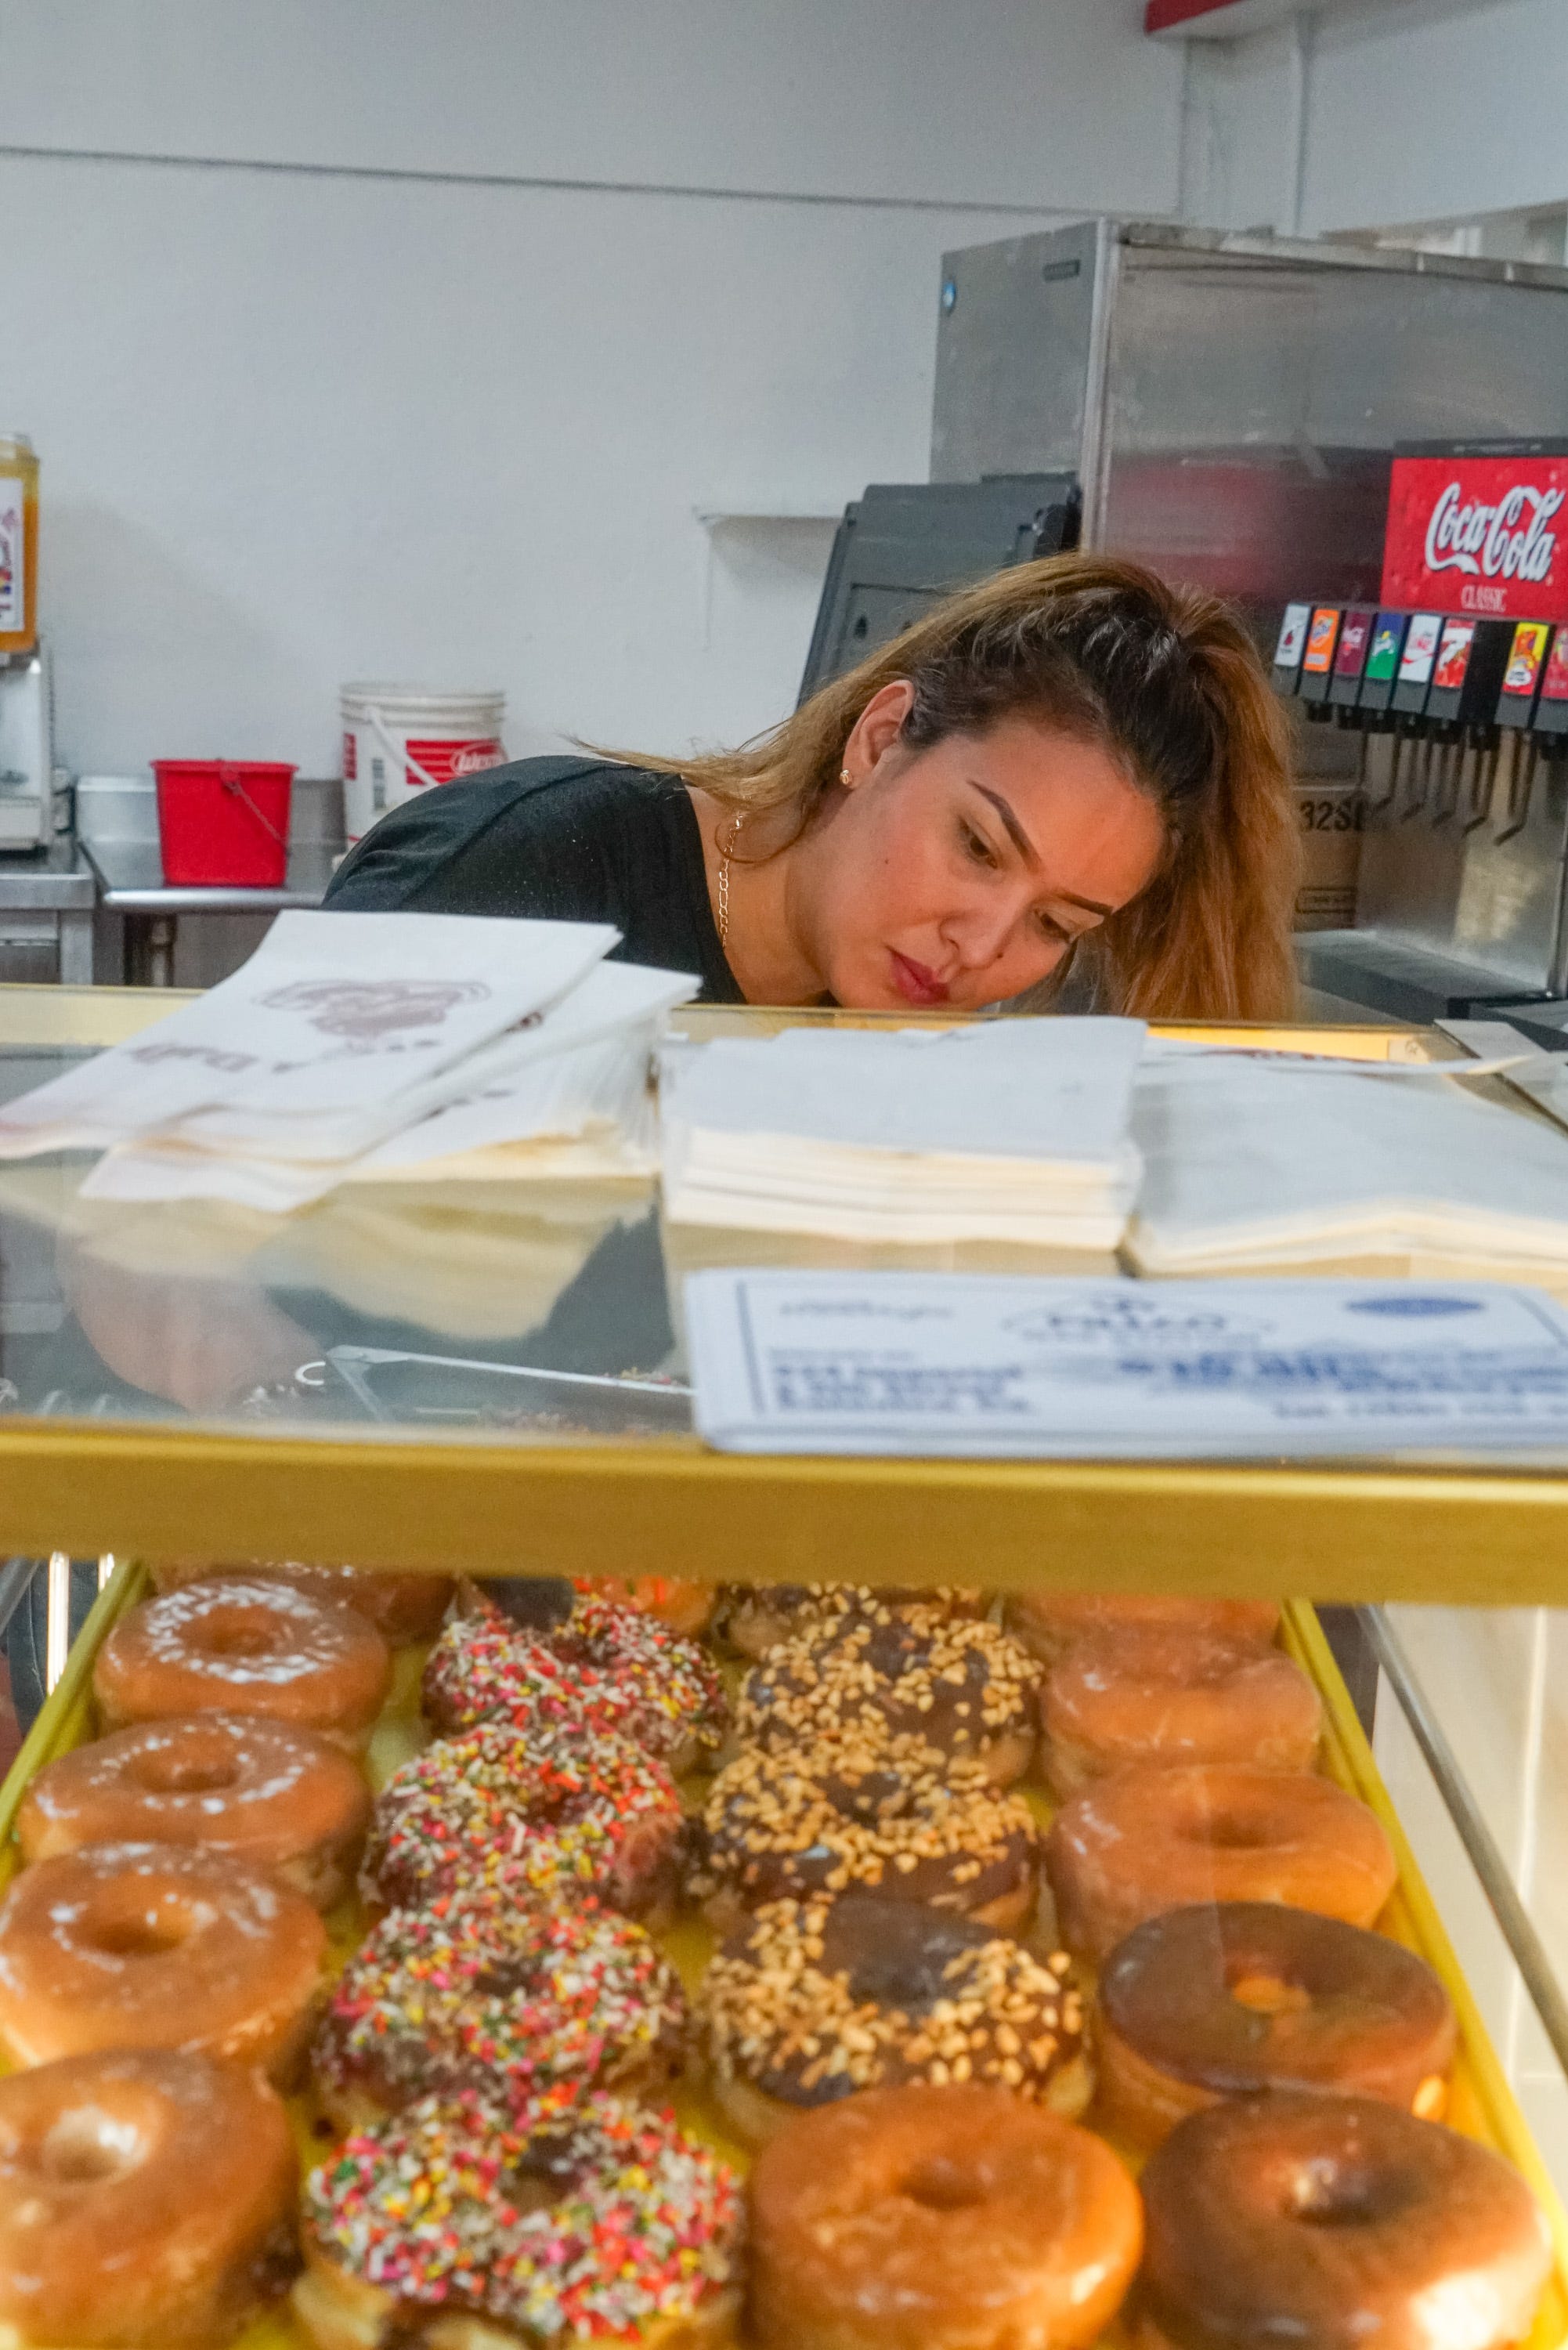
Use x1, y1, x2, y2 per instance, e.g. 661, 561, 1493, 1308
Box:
888, 951, 950, 1007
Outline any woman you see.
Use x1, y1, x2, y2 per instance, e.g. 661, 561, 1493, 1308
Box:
326, 555, 1299, 1020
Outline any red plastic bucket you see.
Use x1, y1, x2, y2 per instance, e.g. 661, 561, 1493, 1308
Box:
153, 761, 295, 887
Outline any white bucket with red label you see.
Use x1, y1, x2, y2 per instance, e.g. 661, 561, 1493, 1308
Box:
341, 684, 507, 842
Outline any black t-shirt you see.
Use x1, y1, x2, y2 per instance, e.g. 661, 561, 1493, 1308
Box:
323, 756, 743, 1002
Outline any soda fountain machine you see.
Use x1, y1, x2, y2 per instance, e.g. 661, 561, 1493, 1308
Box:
1275, 443, 1568, 1023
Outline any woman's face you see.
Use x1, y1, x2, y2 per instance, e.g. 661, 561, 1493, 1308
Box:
793, 685, 1167, 1011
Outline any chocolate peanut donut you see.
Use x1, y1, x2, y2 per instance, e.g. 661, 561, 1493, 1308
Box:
1138, 2093, 1551, 2350
1097, 1904, 1456, 2147
738, 1611, 1039, 1784
717, 1583, 984, 1661
698, 1734, 1039, 1934
699, 1890, 1089, 2145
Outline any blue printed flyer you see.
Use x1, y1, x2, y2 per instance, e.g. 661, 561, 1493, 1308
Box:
685, 1271, 1568, 1458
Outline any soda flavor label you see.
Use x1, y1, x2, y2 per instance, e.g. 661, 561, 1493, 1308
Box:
1503, 622, 1551, 698
1382, 451, 1568, 622
1274, 603, 1311, 667
1398, 613, 1443, 685
1541, 631, 1568, 703
1363, 613, 1406, 682
1432, 617, 1476, 692
1302, 607, 1340, 673
1334, 610, 1372, 676
0, 479, 23, 634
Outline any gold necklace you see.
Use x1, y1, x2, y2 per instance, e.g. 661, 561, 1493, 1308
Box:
717, 811, 746, 947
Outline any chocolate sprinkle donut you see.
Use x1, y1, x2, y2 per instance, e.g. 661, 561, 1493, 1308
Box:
699, 1891, 1089, 2142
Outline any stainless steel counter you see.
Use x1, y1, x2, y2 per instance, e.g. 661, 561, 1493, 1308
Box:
81, 838, 338, 913
0, 846, 96, 984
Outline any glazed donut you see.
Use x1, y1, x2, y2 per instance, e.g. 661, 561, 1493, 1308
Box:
1097, 1903, 1456, 2147
0, 2048, 298, 2350
737, 1611, 1039, 1785
313, 1890, 687, 2130
150, 1558, 453, 1642
422, 1592, 728, 1773
717, 1582, 985, 1662
1138, 2092, 1551, 2350
95, 1577, 392, 1752
0, 1840, 327, 2083
363, 1722, 683, 1919
295, 2089, 741, 2350
748, 2081, 1143, 2350
1039, 1625, 1321, 1795
576, 1573, 717, 1637
1047, 1765, 1397, 1961
698, 1890, 1088, 2146
17, 1712, 371, 1910
698, 1734, 1039, 1933
1005, 1591, 1281, 1667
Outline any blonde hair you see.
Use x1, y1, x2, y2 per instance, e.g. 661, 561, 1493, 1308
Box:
624, 553, 1300, 1021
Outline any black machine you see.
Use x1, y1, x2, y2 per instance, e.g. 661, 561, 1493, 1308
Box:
797, 475, 1080, 703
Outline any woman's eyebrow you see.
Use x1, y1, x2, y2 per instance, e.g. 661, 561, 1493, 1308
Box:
970, 783, 1112, 916
971, 783, 1039, 866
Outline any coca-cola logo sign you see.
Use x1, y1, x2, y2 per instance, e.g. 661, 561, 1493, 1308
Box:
1384, 452, 1568, 623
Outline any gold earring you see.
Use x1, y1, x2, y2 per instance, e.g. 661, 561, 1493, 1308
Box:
840, 766, 853, 787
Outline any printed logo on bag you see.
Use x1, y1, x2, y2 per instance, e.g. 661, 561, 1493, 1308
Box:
1382, 452, 1568, 621
260, 978, 491, 1040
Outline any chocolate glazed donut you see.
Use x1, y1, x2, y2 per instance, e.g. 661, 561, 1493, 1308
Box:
1138, 2093, 1552, 2350
1097, 1904, 1456, 2148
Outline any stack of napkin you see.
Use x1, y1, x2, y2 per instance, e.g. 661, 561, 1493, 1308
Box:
1126, 1045, 1568, 1295
660, 1018, 1147, 1247
0, 911, 696, 1209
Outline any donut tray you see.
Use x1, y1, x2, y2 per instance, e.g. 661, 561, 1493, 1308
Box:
1, 1567, 1566, 2350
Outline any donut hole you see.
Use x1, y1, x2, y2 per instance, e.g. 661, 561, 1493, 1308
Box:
1289, 2159, 1419, 2229
86, 1900, 201, 1959
129, 1748, 242, 1797
1230, 1972, 1312, 2018
1198, 1814, 1280, 1852
900, 2156, 988, 2213
38, 2108, 146, 2185
198, 1616, 284, 1661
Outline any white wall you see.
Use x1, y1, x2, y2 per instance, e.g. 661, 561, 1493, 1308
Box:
1179, 0, 1568, 239
0, 1, 1186, 779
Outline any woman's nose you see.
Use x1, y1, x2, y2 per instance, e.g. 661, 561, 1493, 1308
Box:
943, 890, 1024, 972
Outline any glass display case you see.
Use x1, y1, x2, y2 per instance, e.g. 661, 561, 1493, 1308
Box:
1, 982, 1566, 2350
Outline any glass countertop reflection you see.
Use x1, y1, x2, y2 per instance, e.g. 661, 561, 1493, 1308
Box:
0, 989, 1190, 1448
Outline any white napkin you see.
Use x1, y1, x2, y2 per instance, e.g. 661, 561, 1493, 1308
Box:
661, 1018, 1146, 1244
0, 910, 617, 1162
1127, 1050, 1568, 1276
81, 960, 698, 1209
